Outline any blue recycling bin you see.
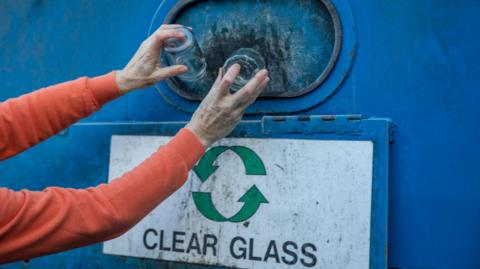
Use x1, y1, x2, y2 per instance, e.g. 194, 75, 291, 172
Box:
0, 0, 479, 269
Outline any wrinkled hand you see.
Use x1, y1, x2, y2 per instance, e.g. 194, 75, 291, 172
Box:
186, 64, 269, 148
116, 24, 188, 93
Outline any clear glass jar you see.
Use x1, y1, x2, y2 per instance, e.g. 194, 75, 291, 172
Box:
163, 26, 207, 81
223, 48, 266, 92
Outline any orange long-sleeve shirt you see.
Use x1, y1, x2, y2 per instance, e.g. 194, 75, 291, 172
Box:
0, 72, 205, 264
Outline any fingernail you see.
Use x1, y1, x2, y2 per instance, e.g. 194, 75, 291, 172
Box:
257, 69, 268, 76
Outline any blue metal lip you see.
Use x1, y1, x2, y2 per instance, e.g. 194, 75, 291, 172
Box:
162, 0, 342, 99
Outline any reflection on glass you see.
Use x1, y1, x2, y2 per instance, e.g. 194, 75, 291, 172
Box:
163, 26, 207, 81
223, 48, 265, 92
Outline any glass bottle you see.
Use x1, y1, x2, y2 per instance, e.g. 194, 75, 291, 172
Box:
163, 26, 207, 81
223, 48, 266, 92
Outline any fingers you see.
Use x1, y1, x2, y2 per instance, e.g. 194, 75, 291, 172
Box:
142, 29, 185, 60
232, 69, 269, 107
151, 24, 191, 46
239, 76, 269, 109
137, 25, 190, 67
255, 76, 270, 97
212, 68, 224, 88
151, 65, 188, 80
219, 64, 240, 93
205, 68, 226, 100
149, 29, 185, 49
158, 24, 184, 30
158, 24, 192, 31
215, 64, 241, 95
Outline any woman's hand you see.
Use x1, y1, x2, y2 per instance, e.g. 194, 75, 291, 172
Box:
116, 24, 270, 146
116, 24, 188, 94
186, 64, 270, 148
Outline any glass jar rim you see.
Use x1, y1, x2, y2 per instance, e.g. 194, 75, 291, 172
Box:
164, 27, 194, 53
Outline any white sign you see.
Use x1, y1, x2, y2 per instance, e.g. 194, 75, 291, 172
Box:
104, 136, 374, 269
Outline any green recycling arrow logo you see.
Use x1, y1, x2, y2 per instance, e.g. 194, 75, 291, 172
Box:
192, 146, 268, 223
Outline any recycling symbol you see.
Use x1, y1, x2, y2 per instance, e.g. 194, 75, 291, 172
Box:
192, 146, 268, 223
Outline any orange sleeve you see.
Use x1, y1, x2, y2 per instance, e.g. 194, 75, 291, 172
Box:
0, 72, 122, 160
0, 128, 205, 264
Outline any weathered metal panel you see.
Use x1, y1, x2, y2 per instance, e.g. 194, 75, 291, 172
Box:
105, 137, 374, 268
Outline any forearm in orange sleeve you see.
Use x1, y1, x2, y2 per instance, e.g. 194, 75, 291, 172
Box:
0, 72, 121, 160
0, 128, 205, 264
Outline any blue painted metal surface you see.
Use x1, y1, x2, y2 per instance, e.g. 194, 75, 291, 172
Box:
0, 116, 390, 269
0, 0, 480, 268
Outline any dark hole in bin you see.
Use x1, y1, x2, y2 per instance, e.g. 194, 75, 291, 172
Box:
163, 0, 341, 100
